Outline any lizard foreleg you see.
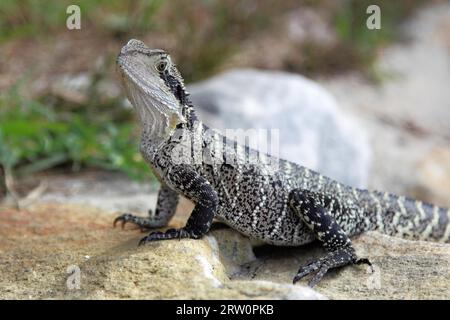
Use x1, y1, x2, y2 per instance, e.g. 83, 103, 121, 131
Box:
139, 165, 218, 245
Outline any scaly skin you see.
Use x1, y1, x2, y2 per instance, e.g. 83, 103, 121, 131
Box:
114, 39, 450, 286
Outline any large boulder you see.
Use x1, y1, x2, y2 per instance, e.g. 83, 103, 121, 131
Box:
188, 69, 371, 188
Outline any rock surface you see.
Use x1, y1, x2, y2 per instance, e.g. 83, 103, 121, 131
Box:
0, 202, 324, 300
1, 201, 448, 300
189, 69, 371, 188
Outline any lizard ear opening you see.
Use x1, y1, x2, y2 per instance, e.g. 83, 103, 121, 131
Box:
169, 111, 186, 129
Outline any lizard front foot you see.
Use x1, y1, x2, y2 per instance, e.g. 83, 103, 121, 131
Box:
113, 211, 164, 231
293, 247, 372, 287
138, 228, 201, 245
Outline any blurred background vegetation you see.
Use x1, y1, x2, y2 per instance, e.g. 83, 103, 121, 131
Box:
0, 0, 430, 192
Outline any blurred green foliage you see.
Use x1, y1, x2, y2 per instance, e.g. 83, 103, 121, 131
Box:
0, 83, 150, 180
0, 0, 164, 41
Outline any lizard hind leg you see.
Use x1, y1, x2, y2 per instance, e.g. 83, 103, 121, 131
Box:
289, 189, 372, 287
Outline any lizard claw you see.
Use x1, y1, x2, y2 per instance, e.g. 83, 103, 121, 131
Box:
113, 213, 159, 231
138, 228, 193, 246
113, 213, 134, 229
139, 231, 167, 245
293, 259, 323, 286
293, 247, 371, 287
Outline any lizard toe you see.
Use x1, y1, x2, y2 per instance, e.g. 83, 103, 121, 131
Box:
293, 247, 366, 287
114, 213, 159, 230
138, 228, 189, 246
293, 259, 322, 284
113, 213, 133, 229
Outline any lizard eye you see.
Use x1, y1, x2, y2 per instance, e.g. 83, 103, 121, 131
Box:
155, 60, 168, 72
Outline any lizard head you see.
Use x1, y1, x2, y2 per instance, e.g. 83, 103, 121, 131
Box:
116, 39, 190, 139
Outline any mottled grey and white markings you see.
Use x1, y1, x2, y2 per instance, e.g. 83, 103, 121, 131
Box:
114, 39, 450, 287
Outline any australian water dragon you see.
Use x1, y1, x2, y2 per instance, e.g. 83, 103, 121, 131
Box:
113, 39, 450, 286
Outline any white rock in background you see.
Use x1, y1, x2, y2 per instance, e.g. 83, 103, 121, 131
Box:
188, 69, 371, 188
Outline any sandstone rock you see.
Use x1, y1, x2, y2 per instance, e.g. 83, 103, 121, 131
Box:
189, 69, 371, 188
251, 232, 450, 299
0, 203, 324, 300
1, 201, 448, 300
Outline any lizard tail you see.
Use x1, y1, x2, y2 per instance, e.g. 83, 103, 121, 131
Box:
371, 192, 450, 243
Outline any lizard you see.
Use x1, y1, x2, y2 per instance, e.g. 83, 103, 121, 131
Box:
113, 39, 450, 287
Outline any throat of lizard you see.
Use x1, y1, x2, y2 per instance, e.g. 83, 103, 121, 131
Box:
125, 82, 186, 142
140, 107, 186, 142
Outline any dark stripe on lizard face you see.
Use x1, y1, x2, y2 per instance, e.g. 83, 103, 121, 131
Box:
160, 69, 189, 105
